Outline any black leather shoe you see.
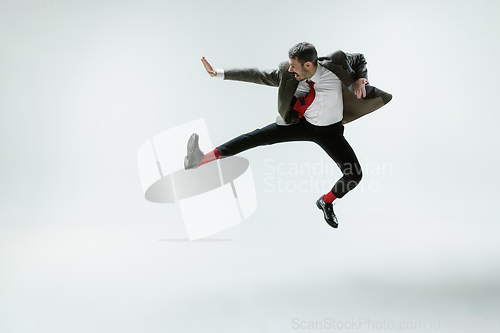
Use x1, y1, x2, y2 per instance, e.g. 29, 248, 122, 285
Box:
316, 196, 338, 228
184, 133, 205, 170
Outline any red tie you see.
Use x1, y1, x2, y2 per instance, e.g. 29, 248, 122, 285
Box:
293, 80, 315, 118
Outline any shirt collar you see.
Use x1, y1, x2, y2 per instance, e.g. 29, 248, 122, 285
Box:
308, 64, 323, 84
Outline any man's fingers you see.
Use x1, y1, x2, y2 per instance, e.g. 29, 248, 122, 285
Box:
201, 57, 212, 71
354, 79, 368, 98
201, 57, 216, 77
355, 88, 365, 99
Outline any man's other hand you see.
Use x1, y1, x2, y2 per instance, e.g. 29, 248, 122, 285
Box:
353, 78, 368, 99
201, 57, 217, 77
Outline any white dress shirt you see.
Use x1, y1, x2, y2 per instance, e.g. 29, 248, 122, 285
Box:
216, 64, 343, 126
293, 64, 343, 126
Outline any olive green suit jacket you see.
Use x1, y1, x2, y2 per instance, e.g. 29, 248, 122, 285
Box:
224, 50, 392, 125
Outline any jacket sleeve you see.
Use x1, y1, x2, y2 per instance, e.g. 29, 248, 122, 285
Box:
345, 52, 368, 83
223, 62, 283, 87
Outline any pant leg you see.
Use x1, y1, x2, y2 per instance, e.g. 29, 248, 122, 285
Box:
216, 118, 312, 157
314, 122, 362, 198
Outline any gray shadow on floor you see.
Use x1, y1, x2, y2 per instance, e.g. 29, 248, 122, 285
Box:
158, 238, 234, 242
145, 156, 249, 203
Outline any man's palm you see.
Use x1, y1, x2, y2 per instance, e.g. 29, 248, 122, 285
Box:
201, 57, 216, 77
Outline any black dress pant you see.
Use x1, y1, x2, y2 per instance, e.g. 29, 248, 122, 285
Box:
216, 117, 362, 198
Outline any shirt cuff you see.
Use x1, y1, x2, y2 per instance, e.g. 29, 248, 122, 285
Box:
215, 68, 224, 79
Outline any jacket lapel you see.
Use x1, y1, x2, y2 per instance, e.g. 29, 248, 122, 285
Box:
283, 78, 299, 104
319, 60, 353, 87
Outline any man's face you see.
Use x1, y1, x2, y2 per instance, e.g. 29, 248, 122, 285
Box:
288, 57, 313, 81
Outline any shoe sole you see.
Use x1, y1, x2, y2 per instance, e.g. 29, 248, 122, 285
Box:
187, 133, 199, 155
184, 133, 203, 170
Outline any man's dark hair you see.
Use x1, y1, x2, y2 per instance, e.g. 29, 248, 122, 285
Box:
288, 42, 318, 65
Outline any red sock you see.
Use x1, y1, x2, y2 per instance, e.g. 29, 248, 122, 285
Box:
198, 148, 222, 167
323, 191, 337, 203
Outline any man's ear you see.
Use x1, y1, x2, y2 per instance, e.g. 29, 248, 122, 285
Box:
304, 61, 312, 70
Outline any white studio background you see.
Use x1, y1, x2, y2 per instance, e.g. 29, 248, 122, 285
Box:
1, 1, 499, 332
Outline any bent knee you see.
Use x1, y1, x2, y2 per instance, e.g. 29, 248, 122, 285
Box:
355, 170, 363, 183
345, 169, 362, 184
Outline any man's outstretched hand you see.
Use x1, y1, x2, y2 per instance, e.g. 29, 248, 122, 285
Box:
353, 78, 368, 99
201, 57, 217, 77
